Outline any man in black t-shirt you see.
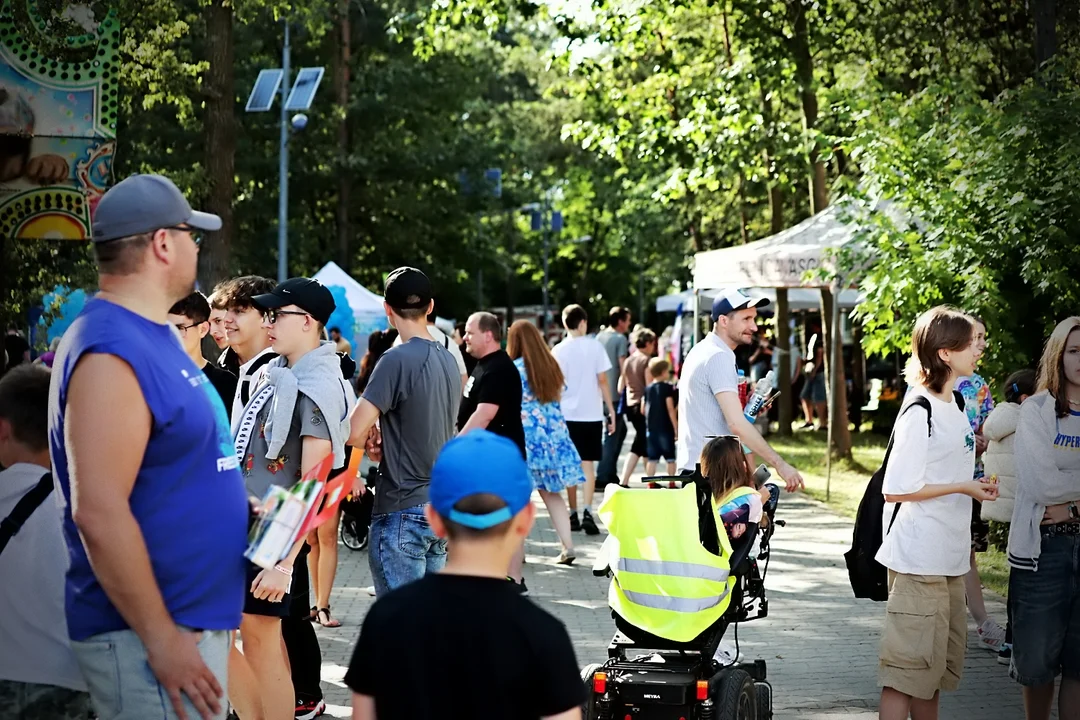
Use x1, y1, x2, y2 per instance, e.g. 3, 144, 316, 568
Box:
458, 312, 526, 458
345, 431, 585, 720
167, 292, 237, 407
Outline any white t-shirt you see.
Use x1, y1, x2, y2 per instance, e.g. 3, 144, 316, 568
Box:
676, 333, 739, 471
552, 335, 612, 422
0, 463, 87, 691
876, 387, 975, 577
394, 325, 467, 378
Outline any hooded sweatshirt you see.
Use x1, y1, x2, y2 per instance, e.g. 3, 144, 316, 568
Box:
981, 401, 1021, 523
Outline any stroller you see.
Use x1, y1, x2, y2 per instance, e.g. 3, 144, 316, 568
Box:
339, 464, 377, 551
581, 467, 783, 720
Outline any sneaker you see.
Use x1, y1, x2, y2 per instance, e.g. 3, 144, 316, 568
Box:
295, 698, 326, 720
581, 509, 600, 536
569, 511, 581, 532
978, 619, 1006, 652
998, 643, 1012, 665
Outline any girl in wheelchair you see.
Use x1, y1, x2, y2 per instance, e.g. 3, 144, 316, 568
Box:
701, 436, 775, 542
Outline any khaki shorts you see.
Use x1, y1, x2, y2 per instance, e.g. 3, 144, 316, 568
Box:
879, 571, 966, 700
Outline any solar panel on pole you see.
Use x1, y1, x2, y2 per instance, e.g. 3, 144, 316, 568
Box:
245, 69, 283, 112
284, 67, 325, 111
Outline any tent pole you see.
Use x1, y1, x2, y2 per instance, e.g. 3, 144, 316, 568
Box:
691, 288, 701, 346
825, 277, 842, 501
776, 288, 792, 436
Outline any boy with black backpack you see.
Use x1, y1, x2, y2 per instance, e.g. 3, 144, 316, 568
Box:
872, 307, 999, 720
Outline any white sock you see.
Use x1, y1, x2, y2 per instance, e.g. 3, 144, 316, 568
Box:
583, 504, 593, 515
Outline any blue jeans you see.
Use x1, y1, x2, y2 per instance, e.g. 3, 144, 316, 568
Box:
1010, 533, 1080, 686
71, 628, 230, 719
597, 411, 627, 485
369, 504, 447, 597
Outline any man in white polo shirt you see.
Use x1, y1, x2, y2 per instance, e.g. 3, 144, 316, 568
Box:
677, 289, 804, 492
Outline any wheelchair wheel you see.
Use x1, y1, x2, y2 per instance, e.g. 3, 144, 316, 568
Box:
580, 663, 602, 719
716, 669, 756, 720
755, 683, 772, 720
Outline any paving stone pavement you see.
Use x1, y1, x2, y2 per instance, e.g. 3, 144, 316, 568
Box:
309, 478, 1036, 719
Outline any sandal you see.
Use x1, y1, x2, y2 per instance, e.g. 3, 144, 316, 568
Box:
307, 606, 318, 622
316, 607, 342, 628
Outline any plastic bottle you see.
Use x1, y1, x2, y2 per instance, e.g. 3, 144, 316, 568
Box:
743, 369, 776, 423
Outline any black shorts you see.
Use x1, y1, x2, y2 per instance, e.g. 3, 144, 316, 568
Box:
566, 420, 603, 462
243, 559, 292, 617
626, 404, 647, 457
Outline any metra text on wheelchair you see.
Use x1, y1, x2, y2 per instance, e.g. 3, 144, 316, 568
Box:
582, 465, 784, 720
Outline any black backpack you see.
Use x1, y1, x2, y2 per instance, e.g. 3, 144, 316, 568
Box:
844, 390, 964, 601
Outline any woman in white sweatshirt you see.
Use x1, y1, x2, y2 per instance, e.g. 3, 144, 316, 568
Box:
1006, 316, 1080, 720
877, 306, 999, 720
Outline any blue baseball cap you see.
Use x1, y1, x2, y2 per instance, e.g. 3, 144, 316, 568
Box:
92, 174, 222, 243
711, 288, 770, 322
430, 431, 533, 530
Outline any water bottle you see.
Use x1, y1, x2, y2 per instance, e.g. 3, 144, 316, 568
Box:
743, 369, 776, 423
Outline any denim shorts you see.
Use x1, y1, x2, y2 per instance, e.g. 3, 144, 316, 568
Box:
1009, 533, 1080, 686
646, 430, 676, 462
369, 504, 447, 597
71, 627, 230, 719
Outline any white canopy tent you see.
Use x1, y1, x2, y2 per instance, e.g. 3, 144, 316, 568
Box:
656, 287, 862, 314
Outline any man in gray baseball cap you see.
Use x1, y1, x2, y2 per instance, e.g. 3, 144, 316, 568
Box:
48, 174, 244, 720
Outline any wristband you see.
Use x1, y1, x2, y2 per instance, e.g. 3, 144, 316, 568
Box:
274, 564, 293, 576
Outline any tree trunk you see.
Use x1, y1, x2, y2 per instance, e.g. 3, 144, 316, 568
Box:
200, 0, 235, 291
788, 1, 828, 214
776, 289, 793, 436
820, 288, 852, 458
758, 76, 784, 234
1033, 0, 1057, 67
336, 0, 351, 268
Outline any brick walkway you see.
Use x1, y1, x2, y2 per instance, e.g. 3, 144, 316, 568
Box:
310, 479, 1033, 719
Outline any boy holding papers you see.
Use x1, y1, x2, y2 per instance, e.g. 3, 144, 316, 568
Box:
232, 277, 356, 720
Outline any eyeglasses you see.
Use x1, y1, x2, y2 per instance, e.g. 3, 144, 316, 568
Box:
164, 225, 202, 247
174, 322, 201, 333
263, 309, 310, 324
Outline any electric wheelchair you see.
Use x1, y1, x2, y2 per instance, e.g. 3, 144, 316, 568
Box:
581, 467, 784, 720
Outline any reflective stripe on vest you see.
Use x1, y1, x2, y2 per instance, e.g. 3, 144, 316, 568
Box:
617, 558, 730, 583
622, 585, 732, 613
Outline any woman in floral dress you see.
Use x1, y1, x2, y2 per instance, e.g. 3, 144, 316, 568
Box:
507, 320, 582, 564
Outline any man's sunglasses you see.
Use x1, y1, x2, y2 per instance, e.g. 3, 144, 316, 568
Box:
163, 225, 202, 247
263, 309, 311, 324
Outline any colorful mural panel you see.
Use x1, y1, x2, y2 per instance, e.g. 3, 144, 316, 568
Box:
0, 1, 118, 240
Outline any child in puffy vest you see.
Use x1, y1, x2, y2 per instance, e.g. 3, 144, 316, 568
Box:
979, 367, 1037, 665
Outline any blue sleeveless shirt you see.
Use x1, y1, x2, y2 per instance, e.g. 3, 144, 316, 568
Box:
48, 298, 248, 640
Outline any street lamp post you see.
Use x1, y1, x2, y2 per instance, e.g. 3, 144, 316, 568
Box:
532, 206, 562, 330
245, 22, 325, 282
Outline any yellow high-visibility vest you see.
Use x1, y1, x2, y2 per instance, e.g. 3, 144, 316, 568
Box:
597, 484, 759, 642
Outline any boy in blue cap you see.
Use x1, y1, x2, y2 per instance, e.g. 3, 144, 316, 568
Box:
344, 430, 585, 720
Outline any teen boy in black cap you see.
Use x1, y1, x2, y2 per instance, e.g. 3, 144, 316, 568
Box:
345, 431, 584, 719
230, 277, 356, 720
347, 267, 462, 596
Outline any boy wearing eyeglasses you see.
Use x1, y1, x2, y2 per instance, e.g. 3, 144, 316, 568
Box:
230, 277, 357, 720
167, 291, 238, 406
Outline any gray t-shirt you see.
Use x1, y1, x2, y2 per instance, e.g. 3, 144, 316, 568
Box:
242, 393, 331, 499
596, 329, 629, 405
362, 337, 462, 514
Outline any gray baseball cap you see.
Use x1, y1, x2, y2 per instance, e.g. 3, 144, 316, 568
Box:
92, 174, 222, 242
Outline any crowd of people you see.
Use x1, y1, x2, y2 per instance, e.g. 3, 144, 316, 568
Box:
0, 170, 1078, 720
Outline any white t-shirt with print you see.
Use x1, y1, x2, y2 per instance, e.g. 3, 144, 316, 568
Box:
552, 335, 612, 422
676, 332, 740, 472
0, 463, 87, 691
876, 386, 975, 577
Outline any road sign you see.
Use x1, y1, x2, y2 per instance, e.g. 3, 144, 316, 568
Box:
246, 69, 283, 112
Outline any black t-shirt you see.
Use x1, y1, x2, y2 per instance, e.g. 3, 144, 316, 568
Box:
645, 381, 675, 437
345, 574, 585, 719
4, 333, 29, 372
201, 362, 238, 410
458, 349, 526, 457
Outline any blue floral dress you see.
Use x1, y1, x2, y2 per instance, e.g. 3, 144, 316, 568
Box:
514, 357, 585, 492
